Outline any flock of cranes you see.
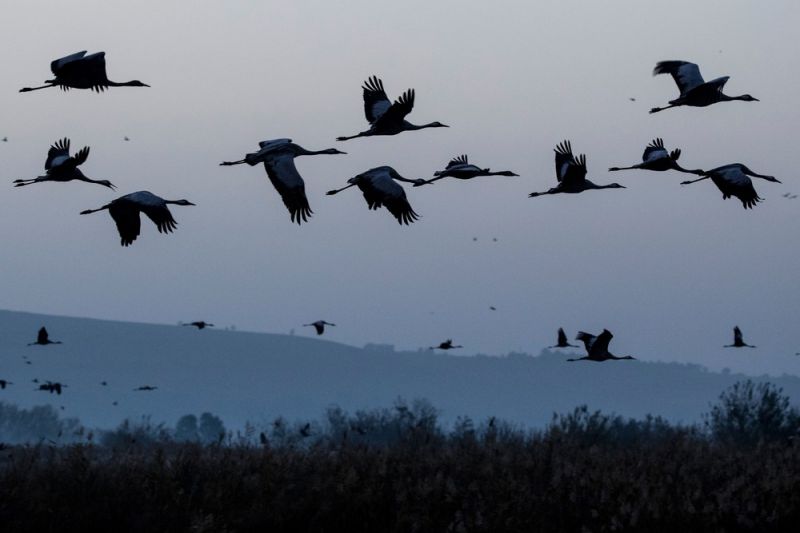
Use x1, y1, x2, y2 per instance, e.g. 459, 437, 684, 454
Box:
0, 47, 790, 411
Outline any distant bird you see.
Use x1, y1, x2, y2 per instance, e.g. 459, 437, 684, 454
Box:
304, 320, 336, 335
608, 138, 703, 175
37, 381, 64, 395
300, 423, 312, 437
123, 136, 130, 142
326, 166, 423, 225
13, 138, 116, 189
472, 237, 478, 242
529, 141, 625, 198
549, 328, 578, 349
220, 138, 346, 224
430, 339, 462, 350
183, 321, 214, 330
650, 61, 758, 114
112, 401, 119, 406
134, 385, 157, 391
489, 306, 497, 311
20, 51, 149, 93
724, 326, 755, 348
568, 329, 635, 362
2, 137, 7, 142
492, 237, 498, 242
80, 191, 195, 246
337, 76, 448, 141
628, 97, 636, 102
414, 155, 518, 186
100, 381, 108, 386
0, 379, 12, 389
28, 327, 62, 346
782, 192, 797, 199
680, 164, 780, 209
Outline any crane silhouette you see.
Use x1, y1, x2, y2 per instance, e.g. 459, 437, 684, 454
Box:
220, 139, 346, 224
609, 138, 703, 175
568, 329, 635, 362
134, 385, 158, 391
326, 166, 424, 224
304, 320, 336, 335
183, 321, 214, 330
28, 327, 62, 346
414, 155, 518, 186
649, 61, 757, 113
20, 51, 149, 92
0, 379, 12, 389
13, 138, 115, 189
549, 328, 578, 349
529, 141, 625, 198
724, 326, 755, 348
430, 339, 462, 350
37, 381, 65, 394
80, 191, 195, 246
337, 76, 448, 141
680, 164, 780, 209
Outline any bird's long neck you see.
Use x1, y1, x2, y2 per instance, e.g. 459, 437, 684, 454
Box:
672, 163, 705, 176
740, 166, 777, 181
406, 122, 440, 131
608, 165, 638, 172
487, 171, 516, 176
721, 94, 751, 102
107, 80, 144, 87
297, 148, 340, 156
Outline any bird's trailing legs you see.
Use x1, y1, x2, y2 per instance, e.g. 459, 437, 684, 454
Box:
680, 175, 710, 186
19, 83, 57, 93
219, 159, 246, 166
649, 104, 678, 114
326, 183, 357, 195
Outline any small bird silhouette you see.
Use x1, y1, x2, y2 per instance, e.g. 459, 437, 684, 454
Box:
133, 385, 157, 391
649, 61, 758, 113
430, 339, 462, 350
327, 166, 424, 224
300, 423, 312, 438
529, 141, 625, 198
549, 328, 578, 349
28, 327, 62, 346
414, 154, 518, 186
123, 136, 130, 141
680, 164, 780, 209
20, 51, 149, 93
0, 379, 13, 389
724, 326, 755, 348
568, 330, 635, 362
304, 320, 336, 335
609, 138, 703, 175
37, 381, 65, 394
14, 138, 116, 189
183, 321, 214, 330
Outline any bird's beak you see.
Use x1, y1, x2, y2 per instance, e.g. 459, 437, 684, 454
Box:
187, 201, 196, 206
335, 150, 347, 155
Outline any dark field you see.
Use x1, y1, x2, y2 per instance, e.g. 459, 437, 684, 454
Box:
1, 381, 799, 532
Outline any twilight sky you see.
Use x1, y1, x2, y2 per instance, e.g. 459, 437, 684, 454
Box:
1, 0, 799, 376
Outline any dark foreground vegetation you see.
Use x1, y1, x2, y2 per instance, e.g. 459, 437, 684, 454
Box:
1, 380, 800, 532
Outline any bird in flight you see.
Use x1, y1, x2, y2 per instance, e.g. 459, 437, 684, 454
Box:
414, 155, 518, 186
568, 330, 635, 362
609, 138, 703, 176
337, 76, 448, 141
221, 138, 346, 224
134, 385, 158, 391
649, 61, 757, 114
724, 326, 755, 348
80, 191, 195, 246
304, 320, 336, 335
183, 321, 214, 330
0, 379, 13, 389
430, 339, 462, 350
680, 164, 780, 209
20, 51, 149, 93
327, 166, 424, 225
28, 327, 62, 346
529, 141, 625, 197
37, 381, 65, 395
14, 138, 116, 189
549, 328, 578, 349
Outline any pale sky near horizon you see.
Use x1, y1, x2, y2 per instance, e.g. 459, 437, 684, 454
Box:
1, 1, 799, 376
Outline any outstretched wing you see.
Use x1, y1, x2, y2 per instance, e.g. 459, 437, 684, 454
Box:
642, 138, 669, 163
263, 153, 312, 224
575, 331, 596, 353
51, 51, 87, 75
45, 138, 71, 170
37, 327, 49, 344
362, 76, 392, 123
141, 204, 179, 235
258, 138, 292, 150
653, 61, 705, 96
554, 140, 587, 185
374, 89, 415, 128
588, 330, 613, 357
447, 155, 469, 169
733, 326, 743, 344
108, 201, 143, 246
710, 166, 762, 209
313, 323, 324, 335
557, 328, 568, 346
362, 173, 419, 225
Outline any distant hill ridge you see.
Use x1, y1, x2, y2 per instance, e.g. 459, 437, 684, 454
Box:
1, 309, 799, 429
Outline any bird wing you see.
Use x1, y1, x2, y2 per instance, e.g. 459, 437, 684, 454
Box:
58, 52, 109, 91
653, 61, 705, 95
140, 204, 179, 235
108, 200, 142, 246
642, 138, 669, 162
263, 153, 312, 224
37, 327, 48, 344
373, 174, 419, 225
734, 326, 743, 344
703, 76, 730, 94
709, 165, 762, 209
447, 155, 469, 169
557, 328, 568, 346
45, 138, 71, 170
374, 89, 415, 127
362, 76, 392, 123
313, 323, 324, 335
50, 51, 87, 75
575, 331, 596, 353
588, 330, 613, 357
72, 146, 90, 167
258, 138, 292, 150
554, 140, 586, 184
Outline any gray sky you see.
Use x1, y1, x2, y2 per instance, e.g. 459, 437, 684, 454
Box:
1, 0, 799, 376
